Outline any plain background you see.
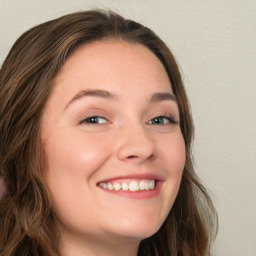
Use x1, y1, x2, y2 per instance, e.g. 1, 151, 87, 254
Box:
0, 1, 255, 255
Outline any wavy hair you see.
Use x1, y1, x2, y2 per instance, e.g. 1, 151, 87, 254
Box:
0, 10, 217, 256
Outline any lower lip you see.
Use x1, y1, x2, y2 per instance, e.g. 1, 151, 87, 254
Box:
98, 181, 163, 199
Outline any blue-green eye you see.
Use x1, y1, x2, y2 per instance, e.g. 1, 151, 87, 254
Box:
80, 116, 107, 124
148, 116, 177, 125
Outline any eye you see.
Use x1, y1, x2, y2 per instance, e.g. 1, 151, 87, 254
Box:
148, 115, 177, 125
79, 116, 108, 125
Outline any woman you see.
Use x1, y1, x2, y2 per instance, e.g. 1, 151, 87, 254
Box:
0, 10, 217, 256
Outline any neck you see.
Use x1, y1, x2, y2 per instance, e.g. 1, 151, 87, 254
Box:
59, 231, 140, 256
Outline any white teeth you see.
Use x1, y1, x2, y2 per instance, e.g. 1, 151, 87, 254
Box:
129, 181, 140, 191
99, 180, 156, 192
107, 183, 113, 190
139, 180, 146, 190
121, 182, 129, 191
113, 183, 121, 191
144, 182, 149, 190
149, 180, 155, 189
99, 182, 108, 189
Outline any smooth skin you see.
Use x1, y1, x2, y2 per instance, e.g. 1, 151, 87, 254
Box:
41, 40, 186, 256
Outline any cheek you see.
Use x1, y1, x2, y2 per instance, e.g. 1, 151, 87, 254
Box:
43, 132, 113, 210
45, 132, 112, 178
43, 132, 114, 227
159, 132, 186, 173
158, 132, 186, 205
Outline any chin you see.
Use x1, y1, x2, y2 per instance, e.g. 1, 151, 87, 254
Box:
104, 216, 165, 241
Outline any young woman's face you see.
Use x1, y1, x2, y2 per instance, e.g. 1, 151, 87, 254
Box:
41, 41, 185, 246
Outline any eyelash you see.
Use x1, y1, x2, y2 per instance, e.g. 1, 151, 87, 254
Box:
148, 115, 178, 125
79, 114, 178, 126
79, 116, 108, 125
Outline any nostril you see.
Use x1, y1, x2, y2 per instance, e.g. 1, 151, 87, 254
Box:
117, 138, 156, 161
126, 153, 155, 160
127, 155, 137, 159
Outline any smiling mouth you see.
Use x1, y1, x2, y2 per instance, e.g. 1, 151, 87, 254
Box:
98, 179, 156, 192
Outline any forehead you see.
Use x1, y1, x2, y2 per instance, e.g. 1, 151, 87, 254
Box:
44, 40, 175, 114
53, 40, 173, 93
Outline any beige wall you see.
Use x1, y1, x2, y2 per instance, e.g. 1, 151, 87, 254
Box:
1, 1, 255, 255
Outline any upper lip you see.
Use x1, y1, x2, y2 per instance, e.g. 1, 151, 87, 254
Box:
97, 173, 165, 184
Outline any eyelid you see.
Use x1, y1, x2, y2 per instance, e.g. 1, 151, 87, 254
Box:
150, 109, 179, 122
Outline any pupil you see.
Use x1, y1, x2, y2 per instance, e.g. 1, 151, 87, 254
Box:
90, 117, 97, 123
154, 118, 161, 124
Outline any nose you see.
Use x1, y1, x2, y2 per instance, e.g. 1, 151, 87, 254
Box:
116, 124, 157, 162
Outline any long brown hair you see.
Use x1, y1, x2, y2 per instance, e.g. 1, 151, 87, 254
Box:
0, 10, 217, 256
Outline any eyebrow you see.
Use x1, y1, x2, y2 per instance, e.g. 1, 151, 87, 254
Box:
65, 89, 177, 110
149, 92, 177, 103
65, 89, 117, 110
